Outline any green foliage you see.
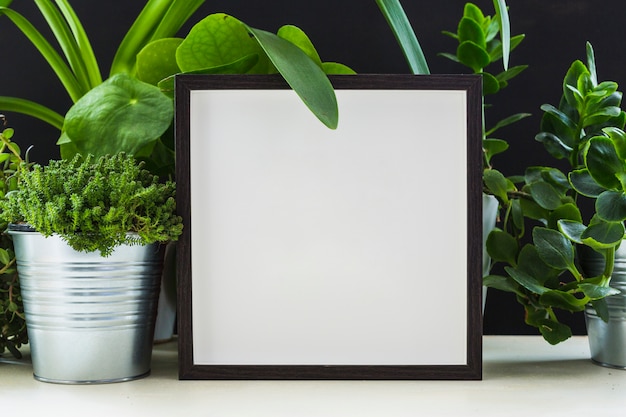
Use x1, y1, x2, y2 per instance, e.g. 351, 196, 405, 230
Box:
0, 2, 350, 178
485, 43, 626, 344
0, 153, 183, 257
0, 120, 28, 359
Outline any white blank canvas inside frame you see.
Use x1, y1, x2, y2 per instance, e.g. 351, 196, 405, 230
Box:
178, 75, 482, 380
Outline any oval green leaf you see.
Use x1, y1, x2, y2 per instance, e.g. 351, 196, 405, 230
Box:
585, 136, 624, 190
532, 227, 576, 271
136, 38, 183, 86
596, 190, 626, 221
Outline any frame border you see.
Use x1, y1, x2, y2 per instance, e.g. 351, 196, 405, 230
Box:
175, 74, 483, 380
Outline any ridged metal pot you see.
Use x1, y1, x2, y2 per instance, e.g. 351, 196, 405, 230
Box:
579, 242, 626, 369
9, 225, 164, 384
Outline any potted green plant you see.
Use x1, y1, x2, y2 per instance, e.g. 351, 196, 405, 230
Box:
0, 0, 354, 347
484, 43, 626, 360
0, 118, 28, 360
0, 152, 183, 383
376, 0, 529, 309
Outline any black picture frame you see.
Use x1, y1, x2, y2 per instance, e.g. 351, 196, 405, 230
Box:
176, 74, 483, 380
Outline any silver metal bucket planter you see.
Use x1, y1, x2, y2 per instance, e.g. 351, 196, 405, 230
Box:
9, 226, 164, 384
579, 243, 626, 369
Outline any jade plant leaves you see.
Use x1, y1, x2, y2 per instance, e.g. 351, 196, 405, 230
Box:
62, 73, 174, 158
584, 136, 624, 190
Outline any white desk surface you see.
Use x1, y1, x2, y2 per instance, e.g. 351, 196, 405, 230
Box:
1, 336, 624, 416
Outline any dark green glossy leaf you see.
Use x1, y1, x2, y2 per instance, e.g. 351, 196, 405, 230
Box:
520, 197, 549, 221
557, 219, 586, 244
579, 282, 620, 300
483, 274, 522, 295
517, 244, 562, 286
540, 104, 577, 131
533, 227, 576, 271
457, 40, 490, 72
505, 265, 549, 295
584, 136, 624, 190
563, 60, 589, 110
548, 204, 582, 230
539, 290, 587, 312
483, 138, 508, 163
596, 190, 626, 221
534, 132, 573, 160
537, 318, 572, 345
569, 169, 605, 197
511, 198, 524, 231
527, 181, 562, 210
583, 106, 622, 128
483, 169, 509, 202
581, 220, 625, 249
486, 228, 518, 265
603, 126, 626, 160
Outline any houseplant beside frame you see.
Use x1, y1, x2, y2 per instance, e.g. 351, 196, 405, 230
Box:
0, 152, 183, 383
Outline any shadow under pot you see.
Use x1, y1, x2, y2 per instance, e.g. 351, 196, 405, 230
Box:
9, 224, 164, 384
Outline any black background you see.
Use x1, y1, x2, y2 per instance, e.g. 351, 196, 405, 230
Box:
2, 0, 624, 336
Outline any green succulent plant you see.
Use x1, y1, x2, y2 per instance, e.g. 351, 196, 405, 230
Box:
0, 152, 183, 257
484, 43, 626, 344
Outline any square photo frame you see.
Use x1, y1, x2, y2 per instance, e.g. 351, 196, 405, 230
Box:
175, 74, 483, 380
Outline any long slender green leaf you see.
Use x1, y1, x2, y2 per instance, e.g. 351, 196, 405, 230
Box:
149, 0, 205, 41
34, 0, 91, 91
492, 0, 510, 70
247, 27, 338, 129
54, 0, 102, 87
0, 7, 84, 101
0, 96, 64, 130
110, 0, 175, 76
375, 0, 430, 74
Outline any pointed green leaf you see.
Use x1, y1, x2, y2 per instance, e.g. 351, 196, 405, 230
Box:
482, 71, 500, 95
247, 27, 338, 129
483, 168, 509, 202
375, 0, 430, 74
492, 0, 510, 70
463, 3, 486, 23
563, 60, 589, 110
591, 298, 610, 322
579, 283, 620, 300
505, 266, 549, 295
534, 132, 573, 160
483, 274, 522, 295
586, 41, 598, 86
517, 244, 562, 286
486, 112, 531, 136
533, 227, 576, 271
548, 203, 582, 230
603, 126, 626, 160
483, 138, 508, 163
527, 181, 562, 210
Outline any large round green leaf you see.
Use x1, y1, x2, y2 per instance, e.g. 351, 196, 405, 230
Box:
176, 13, 271, 74
63, 73, 174, 157
581, 220, 625, 249
136, 38, 183, 86
569, 169, 604, 197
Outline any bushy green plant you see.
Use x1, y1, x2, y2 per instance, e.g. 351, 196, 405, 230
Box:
0, 152, 183, 257
0, 119, 28, 359
484, 43, 626, 344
